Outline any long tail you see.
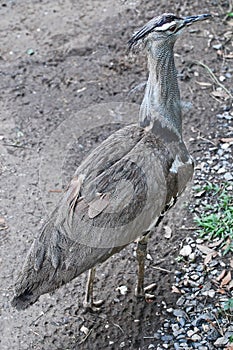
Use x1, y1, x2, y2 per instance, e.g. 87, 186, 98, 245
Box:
11, 219, 118, 310
11, 218, 84, 310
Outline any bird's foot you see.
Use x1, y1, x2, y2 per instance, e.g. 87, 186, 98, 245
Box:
83, 299, 104, 312
135, 282, 157, 300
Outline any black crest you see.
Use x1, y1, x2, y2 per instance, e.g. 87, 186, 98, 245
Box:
128, 13, 181, 50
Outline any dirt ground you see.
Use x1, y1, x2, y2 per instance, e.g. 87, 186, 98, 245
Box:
0, 1, 232, 349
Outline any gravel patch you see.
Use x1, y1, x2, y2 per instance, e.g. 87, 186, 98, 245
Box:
149, 111, 233, 349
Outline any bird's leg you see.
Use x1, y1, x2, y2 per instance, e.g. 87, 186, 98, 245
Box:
135, 234, 156, 298
135, 235, 148, 297
83, 267, 104, 310
83, 267, 95, 309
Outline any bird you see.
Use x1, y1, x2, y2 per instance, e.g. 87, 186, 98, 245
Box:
11, 12, 211, 311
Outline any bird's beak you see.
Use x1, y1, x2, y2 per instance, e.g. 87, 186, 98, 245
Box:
183, 13, 211, 25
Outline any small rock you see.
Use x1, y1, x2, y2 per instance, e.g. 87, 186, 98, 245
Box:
120, 341, 125, 348
116, 285, 128, 295
174, 270, 182, 277
202, 290, 215, 298
212, 44, 222, 50
219, 75, 226, 82
153, 332, 161, 340
178, 318, 186, 327
161, 335, 173, 342
207, 328, 221, 341
217, 167, 226, 174
221, 142, 231, 149
148, 345, 155, 349
26, 48, 35, 56
166, 308, 174, 313
225, 330, 233, 338
187, 329, 195, 337
191, 334, 202, 341
163, 322, 170, 328
191, 274, 200, 281
189, 252, 196, 261
171, 323, 180, 332
224, 172, 233, 181
214, 336, 228, 346
185, 306, 194, 313
179, 342, 188, 348
202, 324, 210, 332
80, 325, 89, 335
180, 245, 192, 257
173, 309, 187, 318
176, 296, 186, 306
164, 225, 172, 239
146, 253, 153, 261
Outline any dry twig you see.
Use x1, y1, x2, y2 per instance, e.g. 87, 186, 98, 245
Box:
193, 60, 233, 100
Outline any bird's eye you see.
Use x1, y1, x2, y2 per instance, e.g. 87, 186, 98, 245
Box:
169, 25, 177, 32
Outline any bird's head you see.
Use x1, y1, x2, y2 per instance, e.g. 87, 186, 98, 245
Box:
128, 13, 211, 50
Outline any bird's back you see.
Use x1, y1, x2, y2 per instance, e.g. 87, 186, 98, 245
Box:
12, 123, 193, 310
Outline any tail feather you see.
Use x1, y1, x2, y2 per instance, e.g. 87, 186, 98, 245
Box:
11, 199, 123, 310
11, 220, 72, 310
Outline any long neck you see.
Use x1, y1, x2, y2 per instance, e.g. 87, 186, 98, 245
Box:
139, 41, 182, 140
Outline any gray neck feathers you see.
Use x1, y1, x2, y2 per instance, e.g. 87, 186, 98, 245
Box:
139, 40, 182, 140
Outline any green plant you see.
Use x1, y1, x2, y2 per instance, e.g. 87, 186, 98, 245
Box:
194, 183, 233, 255
229, 334, 233, 343
224, 298, 233, 313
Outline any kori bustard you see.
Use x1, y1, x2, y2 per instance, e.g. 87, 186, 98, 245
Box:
12, 13, 210, 310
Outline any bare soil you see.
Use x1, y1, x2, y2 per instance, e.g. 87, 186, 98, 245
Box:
0, 1, 232, 349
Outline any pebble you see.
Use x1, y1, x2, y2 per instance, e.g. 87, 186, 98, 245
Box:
224, 172, 233, 181
187, 329, 196, 337
116, 285, 128, 295
225, 330, 233, 338
161, 334, 173, 342
190, 274, 200, 281
171, 324, 180, 333
212, 43, 222, 49
173, 309, 187, 318
178, 318, 186, 327
191, 334, 202, 342
180, 245, 192, 256
217, 167, 226, 174
176, 296, 186, 306
202, 290, 215, 298
214, 336, 228, 346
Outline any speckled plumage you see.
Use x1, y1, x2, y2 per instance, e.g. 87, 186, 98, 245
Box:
12, 13, 210, 310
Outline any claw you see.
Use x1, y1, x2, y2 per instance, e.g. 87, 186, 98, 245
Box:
144, 282, 157, 292
83, 299, 104, 311
135, 282, 156, 299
